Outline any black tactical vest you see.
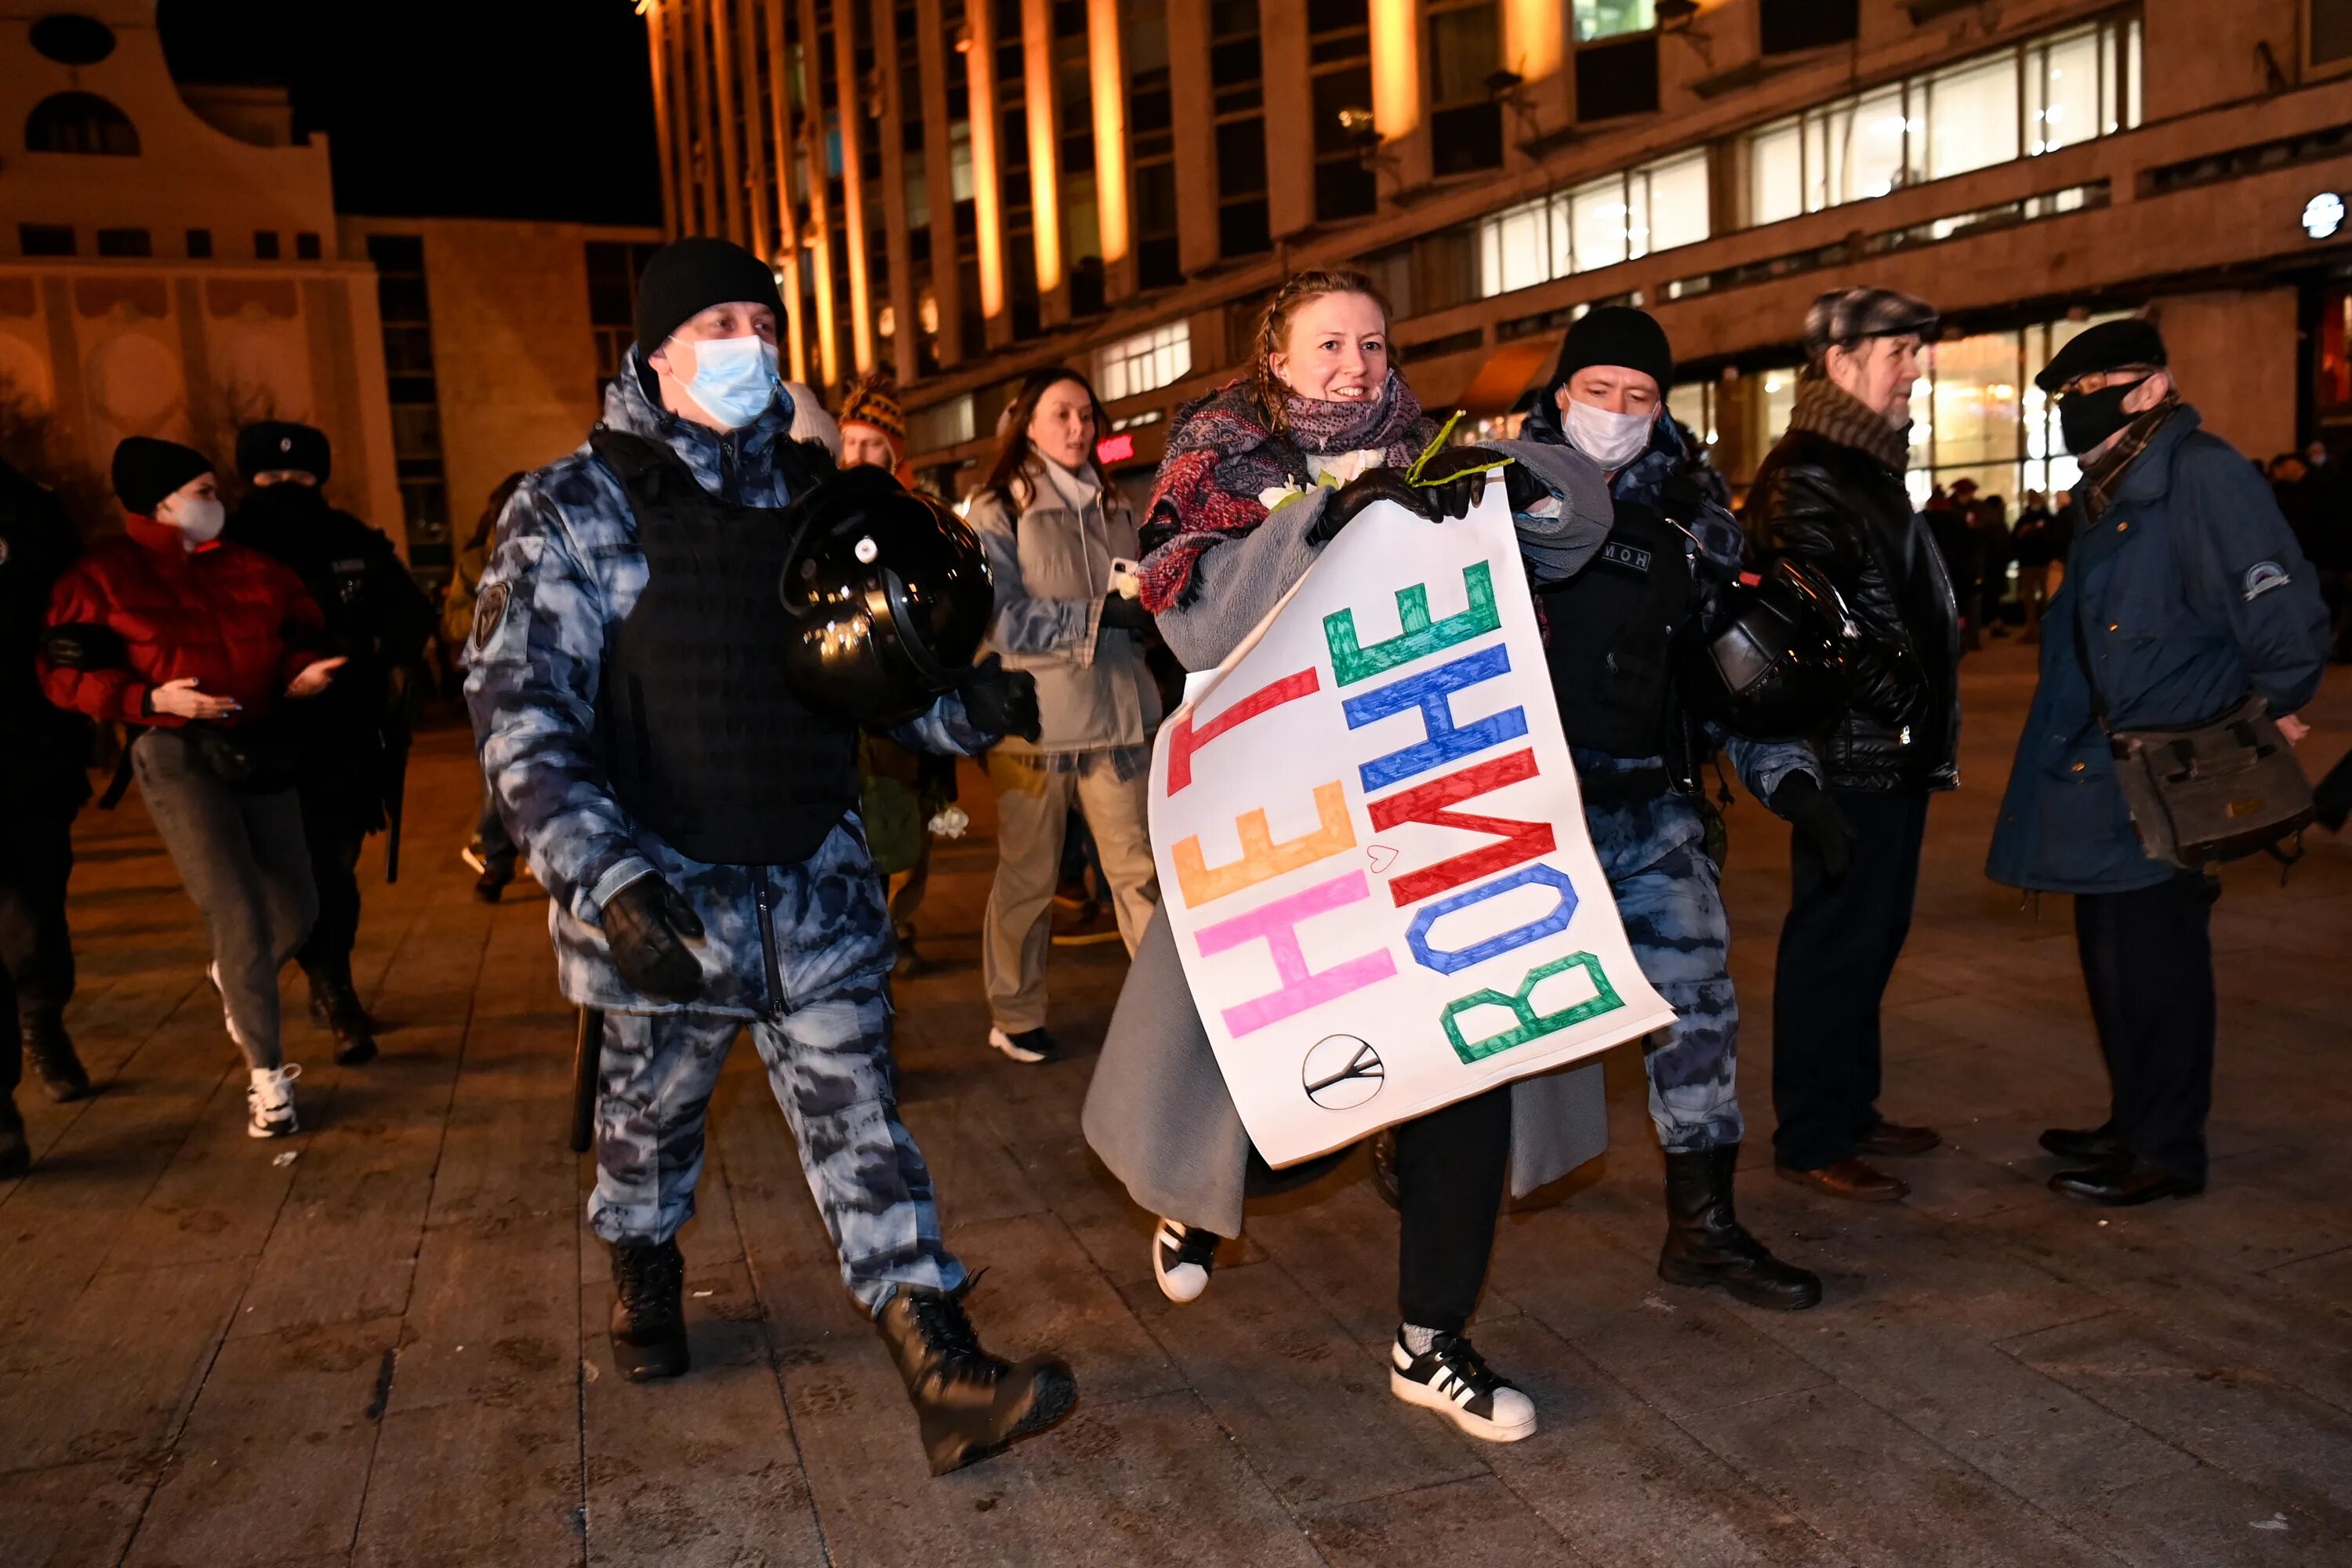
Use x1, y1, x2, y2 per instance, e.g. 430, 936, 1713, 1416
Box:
1537, 499, 1693, 760
592, 429, 859, 866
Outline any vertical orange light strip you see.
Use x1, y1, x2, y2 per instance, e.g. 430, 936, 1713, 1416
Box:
833, 0, 875, 372
1086, 0, 1128, 267
1020, 0, 1062, 297
798, 0, 840, 386
735, 0, 772, 260
914, 0, 961, 365
701, 0, 742, 241
761, 0, 808, 382
965, 0, 1006, 323
869, 0, 918, 386
1370, 0, 1419, 141
645, 2, 681, 237
1504, 0, 1562, 82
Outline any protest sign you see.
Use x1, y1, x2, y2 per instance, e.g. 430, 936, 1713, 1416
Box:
1148, 485, 1675, 1166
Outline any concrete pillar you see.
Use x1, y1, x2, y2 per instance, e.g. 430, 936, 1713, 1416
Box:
833, 0, 877, 372
964, 0, 1011, 347
1503, 0, 1567, 144
702, 0, 742, 241
916, 0, 963, 366
761, 0, 808, 382
1262, 0, 1312, 241
1020, 0, 1068, 327
799, 0, 841, 385
1167, 0, 1218, 274
873, 0, 918, 386
1086, 0, 1135, 302
1370, 0, 1428, 194
2149, 289, 2299, 460
648, 1, 681, 238
734, 0, 773, 260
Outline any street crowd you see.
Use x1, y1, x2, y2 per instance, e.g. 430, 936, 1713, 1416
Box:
2, 236, 2347, 1475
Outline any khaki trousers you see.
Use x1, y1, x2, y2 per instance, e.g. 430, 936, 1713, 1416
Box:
982, 746, 1158, 1033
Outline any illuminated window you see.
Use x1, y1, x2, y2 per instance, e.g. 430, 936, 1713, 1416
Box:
1475, 151, 1711, 299
909, 394, 977, 451
1573, 0, 1653, 42
1095, 321, 1192, 401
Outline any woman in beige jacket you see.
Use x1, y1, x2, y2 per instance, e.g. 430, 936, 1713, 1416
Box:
966, 368, 1163, 1064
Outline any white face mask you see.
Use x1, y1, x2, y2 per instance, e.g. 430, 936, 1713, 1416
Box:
679, 333, 779, 429
172, 495, 226, 546
1563, 398, 1656, 470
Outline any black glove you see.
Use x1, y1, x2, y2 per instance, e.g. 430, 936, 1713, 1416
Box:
959, 652, 1042, 742
601, 873, 707, 1004
1502, 461, 1553, 515
39, 622, 129, 670
1099, 593, 1152, 633
1412, 444, 1513, 521
1770, 773, 1857, 880
1307, 470, 1436, 545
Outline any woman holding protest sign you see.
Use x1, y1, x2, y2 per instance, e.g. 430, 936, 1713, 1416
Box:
968, 368, 1164, 1067
1083, 268, 1616, 1444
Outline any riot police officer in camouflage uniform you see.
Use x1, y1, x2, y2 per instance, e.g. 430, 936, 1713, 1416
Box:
1506, 308, 1827, 1311
465, 238, 1074, 1475
227, 423, 437, 1065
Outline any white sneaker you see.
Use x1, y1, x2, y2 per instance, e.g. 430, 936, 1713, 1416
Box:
206, 962, 251, 1054
987, 1026, 1059, 1065
247, 1063, 302, 1139
1152, 1218, 1220, 1304
1389, 1329, 1537, 1443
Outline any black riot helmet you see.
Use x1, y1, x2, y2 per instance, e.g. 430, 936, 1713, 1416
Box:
775, 465, 995, 728
1678, 557, 1854, 741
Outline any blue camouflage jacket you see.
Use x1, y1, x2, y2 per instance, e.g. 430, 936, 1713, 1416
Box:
1987, 407, 2329, 895
465, 349, 995, 1014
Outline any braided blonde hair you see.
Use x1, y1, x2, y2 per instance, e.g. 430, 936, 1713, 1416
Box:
1250, 267, 1396, 437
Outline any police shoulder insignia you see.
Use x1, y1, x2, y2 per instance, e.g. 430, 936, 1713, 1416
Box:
1599, 540, 1653, 574
2242, 561, 2289, 602
473, 582, 510, 649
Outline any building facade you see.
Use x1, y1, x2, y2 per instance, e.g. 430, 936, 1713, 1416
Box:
647, 0, 2352, 503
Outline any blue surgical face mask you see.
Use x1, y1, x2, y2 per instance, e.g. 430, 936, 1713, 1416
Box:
678, 333, 779, 429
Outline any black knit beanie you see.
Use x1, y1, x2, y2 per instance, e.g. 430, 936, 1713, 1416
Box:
1555, 306, 1675, 392
633, 237, 784, 359
111, 437, 215, 515
237, 420, 332, 485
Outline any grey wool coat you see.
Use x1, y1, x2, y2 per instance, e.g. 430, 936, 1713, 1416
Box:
1081, 438, 1618, 1236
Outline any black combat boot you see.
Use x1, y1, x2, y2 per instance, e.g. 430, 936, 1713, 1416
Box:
305, 970, 379, 1066
1658, 1145, 1823, 1311
608, 1239, 690, 1381
876, 1283, 1077, 1474
0, 1094, 27, 1180
22, 1019, 91, 1102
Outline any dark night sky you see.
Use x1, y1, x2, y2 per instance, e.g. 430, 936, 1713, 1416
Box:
156, 1, 663, 227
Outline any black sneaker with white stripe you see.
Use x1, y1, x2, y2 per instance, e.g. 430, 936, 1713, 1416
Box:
1151, 1218, 1220, 1303
1388, 1328, 1536, 1443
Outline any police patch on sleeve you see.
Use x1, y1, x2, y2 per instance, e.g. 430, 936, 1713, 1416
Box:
2242, 561, 2290, 602
473, 582, 510, 650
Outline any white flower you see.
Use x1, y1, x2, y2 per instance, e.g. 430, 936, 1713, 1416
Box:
1258, 483, 1305, 510
1312, 448, 1385, 487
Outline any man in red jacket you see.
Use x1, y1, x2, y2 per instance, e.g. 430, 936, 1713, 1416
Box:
41, 437, 343, 1138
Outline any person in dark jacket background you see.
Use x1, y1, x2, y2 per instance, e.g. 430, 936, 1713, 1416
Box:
227, 422, 437, 1065
1, 458, 96, 1177
1987, 319, 2328, 1206
1745, 286, 1962, 1205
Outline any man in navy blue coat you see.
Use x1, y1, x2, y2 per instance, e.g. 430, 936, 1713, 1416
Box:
1987, 319, 2329, 1206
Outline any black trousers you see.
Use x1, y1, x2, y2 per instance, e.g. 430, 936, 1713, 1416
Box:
293, 775, 369, 984
475, 775, 517, 876
0, 796, 80, 1096
1770, 788, 1931, 1171
2074, 873, 2218, 1181
1392, 1083, 1512, 1334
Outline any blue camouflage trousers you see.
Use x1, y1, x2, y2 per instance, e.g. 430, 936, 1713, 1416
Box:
1579, 769, 1745, 1154
586, 851, 965, 1316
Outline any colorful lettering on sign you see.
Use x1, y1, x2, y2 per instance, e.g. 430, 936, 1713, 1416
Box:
1323, 563, 1501, 688
1173, 781, 1356, 907
1405, 863, 1579, 975
1342, 644, 1527, 794
1164, 668, 1320, 794
1196, 870, 1398, 1036
1441, 951, 1623, 1063
1368, 749, 1555, 906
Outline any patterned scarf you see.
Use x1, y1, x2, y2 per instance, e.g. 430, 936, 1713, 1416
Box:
1786, 371, 1912, 472
1137, 372, 1432, 612
2074, 393, 2183, 524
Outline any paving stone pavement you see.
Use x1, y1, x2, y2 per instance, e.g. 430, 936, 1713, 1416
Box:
3, 640, 2349, 1568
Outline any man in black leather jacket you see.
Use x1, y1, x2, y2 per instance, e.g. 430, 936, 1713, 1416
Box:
1745, 286, 1962, 1204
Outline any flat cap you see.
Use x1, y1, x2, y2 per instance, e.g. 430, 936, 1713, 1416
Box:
2034, 318, 2167, 392
1802, 286, 1938, 360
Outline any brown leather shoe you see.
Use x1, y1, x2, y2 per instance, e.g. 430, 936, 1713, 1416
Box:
1777, 1159, 1909, 1203
1855, 1120, 1940, 1157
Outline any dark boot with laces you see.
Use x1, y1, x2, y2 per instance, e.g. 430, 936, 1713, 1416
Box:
305, 969, 379, 1066
876, 1282, 1077, 1474
1658, 1145, 1822, 1311
608, 1238, 689, 1381
22, 1018, 91, 1103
